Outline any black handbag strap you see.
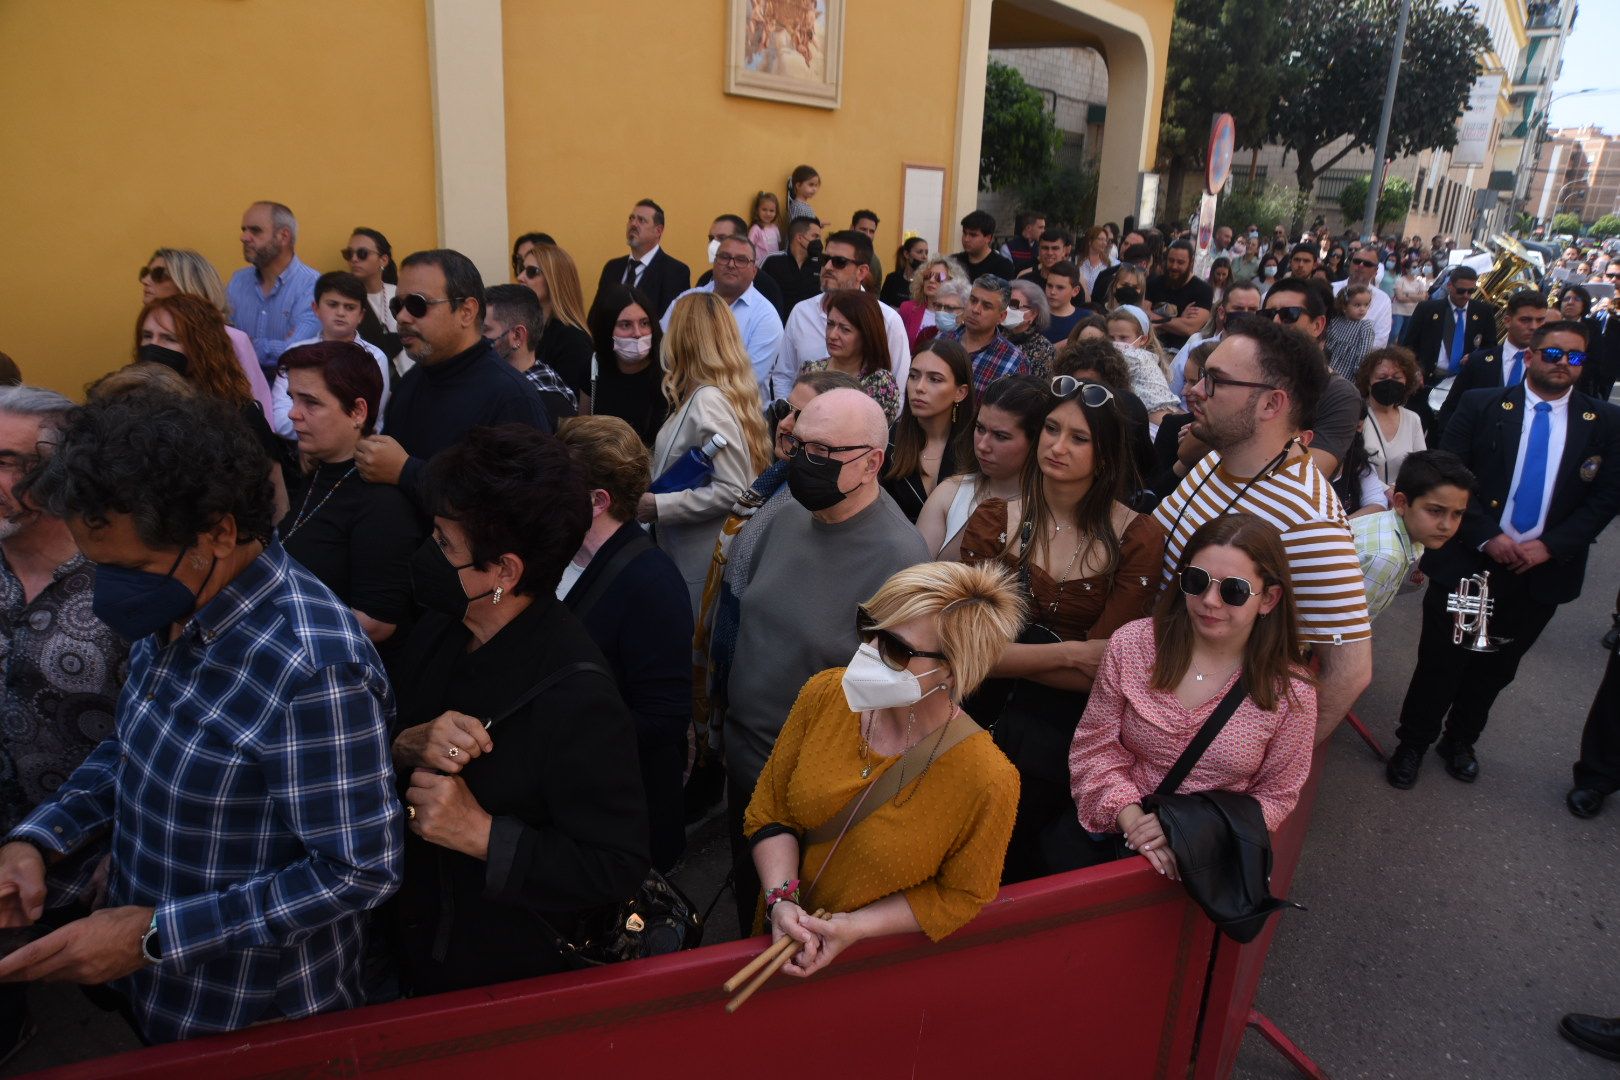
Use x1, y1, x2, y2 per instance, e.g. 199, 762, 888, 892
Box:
483, 660, 613, 733
1153, 675, 1249, 799
570, 532, 656, 624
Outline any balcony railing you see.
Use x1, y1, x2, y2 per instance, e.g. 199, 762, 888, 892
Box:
1526, 1, 1563, 30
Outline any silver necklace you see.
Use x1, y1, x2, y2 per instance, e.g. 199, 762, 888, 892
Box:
283, 464, 357, 541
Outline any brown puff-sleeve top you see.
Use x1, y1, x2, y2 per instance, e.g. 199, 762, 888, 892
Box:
959, 497, 1166, 642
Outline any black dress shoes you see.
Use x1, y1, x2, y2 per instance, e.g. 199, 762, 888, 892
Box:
1567, 787, 1607, 819
1560, 1013, 1620, 1062
1386, 743, 1424, 789
1435, 741, 1479, 783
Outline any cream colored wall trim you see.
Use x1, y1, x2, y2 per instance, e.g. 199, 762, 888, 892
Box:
952, 0, 1159, 230
425, 0, 510, 287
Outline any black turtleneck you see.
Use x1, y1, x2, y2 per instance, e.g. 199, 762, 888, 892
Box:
382, 337, 550, 509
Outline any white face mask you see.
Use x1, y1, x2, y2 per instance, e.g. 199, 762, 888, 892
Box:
1001, 307, 1024, 329
841, 643, 944, 712
613, 334, 651, 361
706, 238, 721, 265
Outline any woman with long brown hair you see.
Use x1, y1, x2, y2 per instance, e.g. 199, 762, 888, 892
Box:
1070, 513, 1315, 880
514, 241, 594, 396
800, 289, 899, 423
881, 337, 973, 521
956, 375, 1165, 882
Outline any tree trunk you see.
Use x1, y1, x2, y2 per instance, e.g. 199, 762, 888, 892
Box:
1292, 152, 1320, 241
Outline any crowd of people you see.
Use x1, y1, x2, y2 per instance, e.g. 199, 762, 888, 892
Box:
0, 182, 1617, 1061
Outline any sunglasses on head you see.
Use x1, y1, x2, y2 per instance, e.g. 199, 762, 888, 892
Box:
1536, 346, 1586, 366
138, 265, 169, 284
341, 247, 376, 261
1179, 565, 1259, 606
1050, 375, 1115, 407
855, 606, 948, 671
389, 292, 461, 319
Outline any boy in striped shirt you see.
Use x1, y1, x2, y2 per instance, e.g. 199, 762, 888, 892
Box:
1154, 319, 1373, 743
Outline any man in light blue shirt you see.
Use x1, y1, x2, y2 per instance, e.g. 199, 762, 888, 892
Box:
662, 234, 782, 402
226, 201, 321, 376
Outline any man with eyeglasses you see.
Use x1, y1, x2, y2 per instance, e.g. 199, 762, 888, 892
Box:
771, 230, 911, 402
1401, 265, 1495, 390
722, 388, 929, 931
694, 215, 786, 314
662, 234, 782, 401
1389, 320, 1620, 792
354, 249, 549, 514
1168, 282, 1263, 400
1332, 247, 1393, 347
227, 201, 321, 381
1152, 318, 1373, 745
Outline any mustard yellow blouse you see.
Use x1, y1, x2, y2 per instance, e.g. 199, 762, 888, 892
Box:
744, 668, 1020, 941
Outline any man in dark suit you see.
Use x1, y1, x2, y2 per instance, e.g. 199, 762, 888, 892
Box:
1401, 265, 1496, 426
596, 199, 691, 319
1432, 290, 1548, 439
1387, 320, 1620, 789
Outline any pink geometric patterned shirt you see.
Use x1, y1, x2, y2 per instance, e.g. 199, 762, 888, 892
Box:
1069, 618, 1316, 834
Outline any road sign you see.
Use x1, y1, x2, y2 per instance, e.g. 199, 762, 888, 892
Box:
1207, 113, 1236, 195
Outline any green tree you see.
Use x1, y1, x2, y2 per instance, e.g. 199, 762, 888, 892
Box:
979, 61, 1061, 192
1018, 164, 1099, 234
1156, 0, 1288, 220
1338, 175, 1414, 232
1215, 182, 1301, 235
1266, 0, 1490, 232
1551, 212, 1583, 236
1590, 214, 1620, 239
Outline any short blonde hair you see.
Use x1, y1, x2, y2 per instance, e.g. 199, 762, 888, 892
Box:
861, 561, 1026, 702
557, 414, 650, 522
909, 254, 969, 305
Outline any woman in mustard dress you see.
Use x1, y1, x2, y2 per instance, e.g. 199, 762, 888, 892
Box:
744, 561, 1024, 977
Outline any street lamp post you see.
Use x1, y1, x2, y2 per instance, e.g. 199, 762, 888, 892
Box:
1362, 0, 1413, 242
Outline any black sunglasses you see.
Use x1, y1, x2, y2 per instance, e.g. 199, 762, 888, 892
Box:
1258, 306, 1306, 323
138, 265, 169, 284
1351, 258, 1379, 268
1536, 346, 1586, 367
517, 265, 543, 281
823, 254, 858, 270
1180, 565, 1258, 606
856, 606, 948, 671
1050, 375, 1115, 407
389, 293, 462, 319
341, 247, 376, 261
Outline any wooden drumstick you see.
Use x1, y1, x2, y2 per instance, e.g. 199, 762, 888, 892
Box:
725, 909, 828, 1013
722, 932, 796, 994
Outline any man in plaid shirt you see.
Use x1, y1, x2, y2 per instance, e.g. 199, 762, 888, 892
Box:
0, 392, 402, 1043
943, 274, 1028, 398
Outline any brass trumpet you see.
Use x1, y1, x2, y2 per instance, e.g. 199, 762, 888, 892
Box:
1447, 571, 1510, 653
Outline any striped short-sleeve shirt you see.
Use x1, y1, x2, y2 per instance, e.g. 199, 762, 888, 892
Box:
1152, 450, 1372, 645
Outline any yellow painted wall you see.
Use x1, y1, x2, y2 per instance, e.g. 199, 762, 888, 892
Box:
501, 0, 966, 301
0, 0, 439, 398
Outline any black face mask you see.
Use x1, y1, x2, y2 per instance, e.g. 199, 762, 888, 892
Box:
137, 343, 190, 376
806, 239, 824, 261
786, 452, 853, 512
1369, 378, 1406, 407
410, 537, 494, 617
1115, 285, 1142, 307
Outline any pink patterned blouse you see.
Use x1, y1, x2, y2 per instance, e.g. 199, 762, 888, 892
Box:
1069, 618, 1315, 834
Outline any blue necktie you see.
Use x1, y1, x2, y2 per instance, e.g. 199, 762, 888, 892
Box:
1451, 309, 1468, 369
1510, 401, 1552, 534
1507, 349, 1524, 387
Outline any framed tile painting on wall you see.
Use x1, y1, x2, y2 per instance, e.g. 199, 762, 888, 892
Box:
726, 0, 844, 109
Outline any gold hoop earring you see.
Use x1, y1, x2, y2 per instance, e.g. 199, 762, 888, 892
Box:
492, 586, 504, 605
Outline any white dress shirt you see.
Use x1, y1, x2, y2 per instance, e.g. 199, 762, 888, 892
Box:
1438, 303, 1470, 374
271, 334, 393, 440
1332, 277, 1392, 348
1503, 383, 1569, 542
661, 282, 783, 401
622, 244, 661, 288
771, 293, 911, 402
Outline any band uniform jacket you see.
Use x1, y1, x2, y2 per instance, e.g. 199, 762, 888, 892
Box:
597, 249, 693, 320
1402, 297, 1499, 383
1434, 342, 1513, 441
1422, 383, 1620, 604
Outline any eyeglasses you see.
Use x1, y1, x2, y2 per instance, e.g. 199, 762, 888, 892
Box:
1258, 306, 1306, 323
341, 247, 376, 261
714, 253, 755, 267
517, 265, 543, 281
1198, 369, 1278, 396
389, 293, 462, 319
1351, 258, 1379, 268
781, 432, 874, 466
856, 606, 948, 671
823, 254, 858, 270
1536, 347, 1587, 367
138, 265, 169, 284
1050, 375, 1115, 407
1179, 565, 1258, 606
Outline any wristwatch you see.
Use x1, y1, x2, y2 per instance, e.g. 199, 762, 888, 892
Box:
140, 913, 162, 965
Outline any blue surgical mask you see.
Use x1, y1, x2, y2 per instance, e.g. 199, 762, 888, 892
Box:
934, 310, 959, 333
92, 548, 209, 641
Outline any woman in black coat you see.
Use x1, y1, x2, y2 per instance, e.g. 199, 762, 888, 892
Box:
390, 424, 650, 995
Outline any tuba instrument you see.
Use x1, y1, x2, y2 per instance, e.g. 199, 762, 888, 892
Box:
1446, 571, 1511, 653
1479, 236, 1539, 341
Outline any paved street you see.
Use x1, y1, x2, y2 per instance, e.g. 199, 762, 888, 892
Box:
8, 532, 1620, 1077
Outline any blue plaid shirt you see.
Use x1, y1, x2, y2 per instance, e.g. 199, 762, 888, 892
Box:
943, 327, 1029, 398
11, 542, 402, 1042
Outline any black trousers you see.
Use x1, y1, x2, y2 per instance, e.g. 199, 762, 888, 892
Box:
1395, 575, 1559, 749
1574, 645, 1620, 793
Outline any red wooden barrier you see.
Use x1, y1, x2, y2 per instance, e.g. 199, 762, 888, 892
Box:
33, 860, 1215, 1080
